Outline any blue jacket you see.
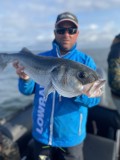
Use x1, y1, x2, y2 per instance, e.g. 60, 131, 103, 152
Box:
18, 41, 100, 147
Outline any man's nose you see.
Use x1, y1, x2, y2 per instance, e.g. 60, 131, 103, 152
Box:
63, 30, 70, 36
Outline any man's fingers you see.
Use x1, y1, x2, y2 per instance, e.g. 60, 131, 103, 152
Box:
13, 61, 19, 68
13, 61, 25, 69
13, 61, 29, 80
16, 68, 24, 75
13, 61, 25, 73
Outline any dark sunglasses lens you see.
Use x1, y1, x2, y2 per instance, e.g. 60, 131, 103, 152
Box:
56, 28, 66, 34
56, 28, 77, 35
68, 28, 77, 34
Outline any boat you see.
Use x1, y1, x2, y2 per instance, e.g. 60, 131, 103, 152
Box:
0, 104, 32, 160
0, 92, 119, 160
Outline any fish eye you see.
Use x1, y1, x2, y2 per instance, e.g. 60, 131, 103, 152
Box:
78, 71, 88, 79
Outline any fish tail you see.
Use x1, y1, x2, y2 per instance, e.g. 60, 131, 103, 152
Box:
0, 53, 9, 72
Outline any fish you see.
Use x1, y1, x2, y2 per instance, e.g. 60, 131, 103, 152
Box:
0, 47, 105, 98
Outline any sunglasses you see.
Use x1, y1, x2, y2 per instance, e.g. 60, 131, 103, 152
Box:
55, 28, 78, 35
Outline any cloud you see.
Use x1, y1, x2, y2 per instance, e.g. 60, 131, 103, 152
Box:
0, 0, 120, 51
78, 21, 118, 48
89, 24, 98, 30
47, 0, 120, 11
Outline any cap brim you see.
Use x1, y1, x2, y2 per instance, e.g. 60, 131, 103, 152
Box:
55, 19, 78, 28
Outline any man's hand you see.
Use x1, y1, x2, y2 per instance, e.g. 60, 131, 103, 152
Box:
13, 61, 30, 80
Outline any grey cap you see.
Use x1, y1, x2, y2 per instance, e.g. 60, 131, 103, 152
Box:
55, 12, 78, 27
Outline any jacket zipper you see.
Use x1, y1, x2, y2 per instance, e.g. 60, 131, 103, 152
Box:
48, 91, 55, 145
79, 113, 83, 135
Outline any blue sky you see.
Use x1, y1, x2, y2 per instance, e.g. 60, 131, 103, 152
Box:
0, 0, 120, 52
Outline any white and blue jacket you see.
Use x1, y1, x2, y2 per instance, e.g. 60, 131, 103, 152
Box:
18, 41, 100, 147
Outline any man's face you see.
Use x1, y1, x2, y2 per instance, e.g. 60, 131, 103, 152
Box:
54, 21, 79, 54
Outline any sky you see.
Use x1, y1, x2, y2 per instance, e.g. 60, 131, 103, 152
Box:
0, 0, 120, 52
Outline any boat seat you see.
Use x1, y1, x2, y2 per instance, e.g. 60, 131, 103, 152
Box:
83, 134, 117, 160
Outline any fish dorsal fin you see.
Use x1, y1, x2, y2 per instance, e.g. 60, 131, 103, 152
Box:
19, 47, 33, 55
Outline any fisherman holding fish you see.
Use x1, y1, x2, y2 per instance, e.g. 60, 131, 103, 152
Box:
11, 12, 104, 160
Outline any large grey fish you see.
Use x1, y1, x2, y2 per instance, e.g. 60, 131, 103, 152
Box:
0, 48, 105, 98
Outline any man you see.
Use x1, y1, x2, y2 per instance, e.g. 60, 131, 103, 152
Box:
107, 33, 120, 97
107, 34, 120, 113
13, 12, 102, 160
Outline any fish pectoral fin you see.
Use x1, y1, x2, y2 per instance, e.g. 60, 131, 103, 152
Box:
44, 82, 55, 99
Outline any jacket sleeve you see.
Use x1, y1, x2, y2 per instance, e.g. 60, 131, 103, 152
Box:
18, 78, 35, 95
74, 95, 100, 108
73, 55, 101, 108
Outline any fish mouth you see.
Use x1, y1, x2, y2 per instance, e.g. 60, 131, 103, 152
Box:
82, 79, 106, 97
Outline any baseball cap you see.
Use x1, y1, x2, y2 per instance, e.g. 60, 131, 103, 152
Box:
55, 12, 78, 28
